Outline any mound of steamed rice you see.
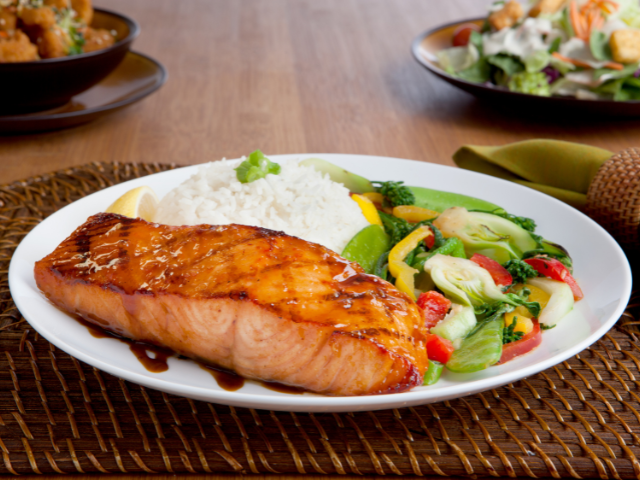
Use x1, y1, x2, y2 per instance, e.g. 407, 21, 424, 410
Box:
154, 159, 369, 253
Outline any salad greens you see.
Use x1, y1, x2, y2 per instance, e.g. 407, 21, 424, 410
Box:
437, 0, 640, 101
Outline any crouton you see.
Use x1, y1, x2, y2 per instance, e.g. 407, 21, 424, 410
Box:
0, 29, 38, 62
489, 1, 524, 30
610, 29, 640, 64
529, 0, 565, 17
82, 27, 114, 53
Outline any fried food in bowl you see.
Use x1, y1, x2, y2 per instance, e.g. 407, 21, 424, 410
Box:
0, 1, 139, 114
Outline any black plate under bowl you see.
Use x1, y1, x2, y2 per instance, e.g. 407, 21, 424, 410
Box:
411, 18, 640, 118
0, 51, 166, 134
0, 8, 139, 115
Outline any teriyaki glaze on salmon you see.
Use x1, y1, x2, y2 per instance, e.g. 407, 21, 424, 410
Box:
34, 213, 428, 396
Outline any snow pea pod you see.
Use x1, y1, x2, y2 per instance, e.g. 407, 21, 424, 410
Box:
411, 237, 466, 271
423, 360, 444, 386
342, 225, 391, 274
409, 186, 501, 213
446, 317, 503, 373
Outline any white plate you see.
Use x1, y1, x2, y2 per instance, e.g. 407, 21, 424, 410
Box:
9, 154, 632, 412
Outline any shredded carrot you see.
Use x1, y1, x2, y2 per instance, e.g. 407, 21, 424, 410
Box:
570, 1, 585, 40
572, 0, 620, 41
0, 31, 8, 39
552, 52, 624, 71
603, 61, 624, 70
552, 52, 592, 68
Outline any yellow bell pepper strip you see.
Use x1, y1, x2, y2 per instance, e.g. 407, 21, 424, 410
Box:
352, 194, 382, 226
362, 192, 385, 205
393, 205, 440, 223
388, 225, 433, 300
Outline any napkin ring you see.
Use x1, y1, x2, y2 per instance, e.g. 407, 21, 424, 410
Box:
586, 147, 640, 247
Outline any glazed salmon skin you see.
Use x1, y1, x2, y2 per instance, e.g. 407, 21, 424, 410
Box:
34, 213, 428, 396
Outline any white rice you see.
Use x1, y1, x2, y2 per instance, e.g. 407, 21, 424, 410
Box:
154, 158, 369, 253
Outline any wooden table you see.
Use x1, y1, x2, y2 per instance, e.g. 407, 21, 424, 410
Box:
2, 0, 639, 185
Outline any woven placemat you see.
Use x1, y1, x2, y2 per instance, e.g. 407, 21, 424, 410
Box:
1, 162, 639, 478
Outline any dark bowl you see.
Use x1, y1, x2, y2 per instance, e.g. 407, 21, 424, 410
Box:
411, 18, 640, 118
0, 8, 139, 115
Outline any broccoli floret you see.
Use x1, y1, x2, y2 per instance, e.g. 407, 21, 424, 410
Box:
508, 71, 551, 96
379, 212, 414, 246
372, 181, 415, 207
503, 259, 538, 284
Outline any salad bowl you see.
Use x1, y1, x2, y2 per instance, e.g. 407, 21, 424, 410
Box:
8, 154, 632, 412
412, 18, 640, 117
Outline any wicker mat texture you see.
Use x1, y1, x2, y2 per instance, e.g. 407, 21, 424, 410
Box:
1, 162, 639, 478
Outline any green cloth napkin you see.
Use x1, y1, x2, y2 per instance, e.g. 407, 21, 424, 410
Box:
453, 140, 613, 210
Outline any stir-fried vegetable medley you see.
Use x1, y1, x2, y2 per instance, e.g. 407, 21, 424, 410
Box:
438, 0, 640, 101
312, 159, 584, 387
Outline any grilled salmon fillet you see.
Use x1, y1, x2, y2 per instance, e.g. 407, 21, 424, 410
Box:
34, 213, 428, 396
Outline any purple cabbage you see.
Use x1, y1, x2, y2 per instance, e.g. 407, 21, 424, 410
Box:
542, 66, 562, 84
634, 69, 640, 78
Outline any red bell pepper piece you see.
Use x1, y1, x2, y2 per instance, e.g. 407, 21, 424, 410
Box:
470, 253, 512, 287
417, 291, 451, 329
524, 256, 583, 301
424, 228, 435, 250
498, 318, 542, 365
425, 333, 455, 364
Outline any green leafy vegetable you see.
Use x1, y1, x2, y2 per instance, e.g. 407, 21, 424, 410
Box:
594, 62, 640, 80
373, 181, 415, 207
503, 259, 538, 284
469, 30, 484, 55
540, 324, 556, 331
424, 254, 541, 317
560, 6, 574, 38
548, 37, 562, 54
457, 57, 492, 83
235, 150, 281, 183
590, 30, 613, 62
487, 54, 525, 76
503, 318, 524, 344
446, 316, 504, 373
470, 208, 536, 232
508, 72, 551, 96
524, 50, 551, 73
433, 207, 539, 263
437, 45, 480, 74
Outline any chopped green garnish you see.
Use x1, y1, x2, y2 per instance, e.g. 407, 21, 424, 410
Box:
541, 324, 556, 331
235, 150, 281, 184
503, 259, 538, 285
503, 318, 524, 344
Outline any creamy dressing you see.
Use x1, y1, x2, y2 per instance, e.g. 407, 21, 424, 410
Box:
483, 18, 554, 58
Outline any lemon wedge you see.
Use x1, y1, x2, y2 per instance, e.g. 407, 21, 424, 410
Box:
105, 186, 159, 221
